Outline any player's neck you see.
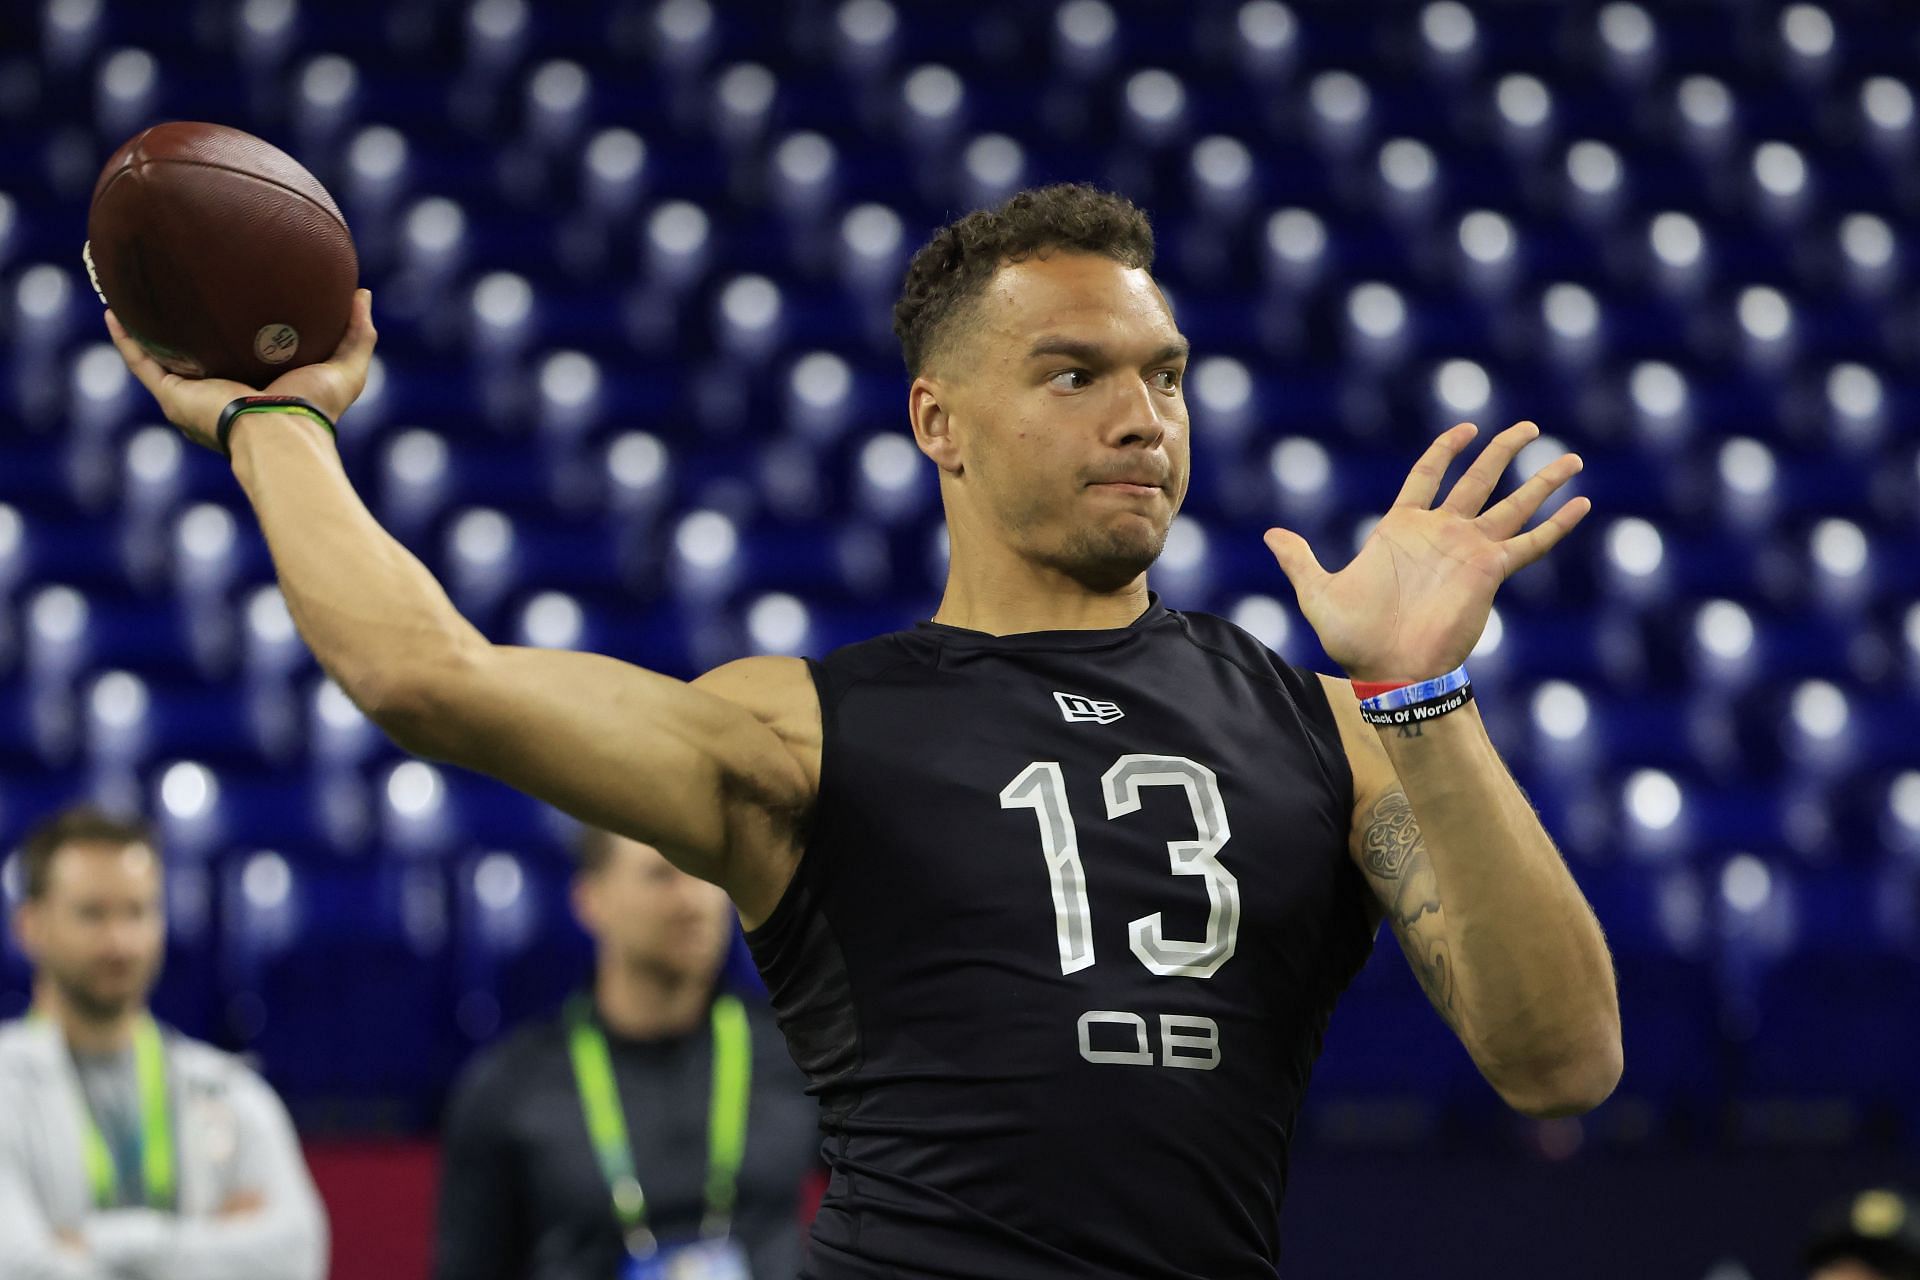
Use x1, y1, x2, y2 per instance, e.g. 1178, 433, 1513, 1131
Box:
932, 552, 1152, 636
32, 981, 141, 1056
593, 957, 713, 1041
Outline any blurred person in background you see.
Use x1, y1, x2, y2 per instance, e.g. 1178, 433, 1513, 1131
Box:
0, 805, 328, 1280
1803, 1188, 1920, 1280
433, 827, 817, 1280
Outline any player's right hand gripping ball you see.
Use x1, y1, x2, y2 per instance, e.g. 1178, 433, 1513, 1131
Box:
84, 121, 359, 388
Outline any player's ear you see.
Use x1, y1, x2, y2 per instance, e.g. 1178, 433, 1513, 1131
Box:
909, 376, 963, 476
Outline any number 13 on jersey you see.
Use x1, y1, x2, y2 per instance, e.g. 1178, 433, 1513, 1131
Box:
1000, 754, 1238, 1070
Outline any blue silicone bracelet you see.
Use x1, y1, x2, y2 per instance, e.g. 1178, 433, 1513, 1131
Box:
1357, 664, 1471, 712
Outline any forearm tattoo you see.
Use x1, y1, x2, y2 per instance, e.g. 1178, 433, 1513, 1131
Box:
1361, 788, 1460, 1033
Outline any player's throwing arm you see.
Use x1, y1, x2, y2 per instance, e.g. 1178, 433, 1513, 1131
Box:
102, 295, 813, 930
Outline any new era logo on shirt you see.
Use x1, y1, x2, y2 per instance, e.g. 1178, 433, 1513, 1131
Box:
1054, 691, 1124, 725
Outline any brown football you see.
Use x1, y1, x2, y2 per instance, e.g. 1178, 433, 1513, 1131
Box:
84, 122, 358, 387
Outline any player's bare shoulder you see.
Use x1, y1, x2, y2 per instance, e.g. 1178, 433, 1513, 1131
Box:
692, 656, 822, 794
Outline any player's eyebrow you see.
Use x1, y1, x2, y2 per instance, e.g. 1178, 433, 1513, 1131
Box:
1024, 337, 1190, 366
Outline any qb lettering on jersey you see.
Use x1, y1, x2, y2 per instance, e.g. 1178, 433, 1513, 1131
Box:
1054, 691, 1124, 724
1002, 753, 1239, 1071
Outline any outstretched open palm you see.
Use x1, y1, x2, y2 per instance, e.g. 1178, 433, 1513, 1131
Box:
1263, 422, 1590, 685
103, 288, 378, 453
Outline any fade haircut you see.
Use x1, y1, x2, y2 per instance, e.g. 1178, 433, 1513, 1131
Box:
16, 806, 156, 901
891, 183, 1156, 378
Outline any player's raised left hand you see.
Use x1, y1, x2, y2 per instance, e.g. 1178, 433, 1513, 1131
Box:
1262, 422, 1590, 685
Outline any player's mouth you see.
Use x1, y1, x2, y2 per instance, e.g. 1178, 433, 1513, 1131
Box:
1089, 481, 1161, 497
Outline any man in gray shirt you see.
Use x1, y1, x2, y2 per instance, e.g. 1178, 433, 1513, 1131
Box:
0, 806, 328, 1280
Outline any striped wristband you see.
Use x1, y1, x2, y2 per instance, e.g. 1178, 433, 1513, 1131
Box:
1352, 663, 1473, 727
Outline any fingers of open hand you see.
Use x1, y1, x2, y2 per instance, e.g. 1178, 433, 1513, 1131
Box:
1479, 450, 1584, 540
1440, 421, 1542, 516
1262, 527, 1328, 593
1499, 491, 1592, 575
1391, 423, 1478, 510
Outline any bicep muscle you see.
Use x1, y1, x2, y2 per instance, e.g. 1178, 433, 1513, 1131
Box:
408, 646, 813, 922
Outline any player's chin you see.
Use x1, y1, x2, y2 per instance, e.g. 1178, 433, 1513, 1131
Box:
1056, 521, 1166, 591
1100, 504, 1171, 545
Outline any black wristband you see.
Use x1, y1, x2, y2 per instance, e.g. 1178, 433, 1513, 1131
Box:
1355, 681, 1475, 728
214, 395, 337, 457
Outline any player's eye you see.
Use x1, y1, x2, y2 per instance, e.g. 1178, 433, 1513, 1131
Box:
1151, 369, 1183, 392
1047, 369, 1091, 391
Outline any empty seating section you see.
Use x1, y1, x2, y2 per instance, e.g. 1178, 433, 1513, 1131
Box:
0, 0, 1914, 1139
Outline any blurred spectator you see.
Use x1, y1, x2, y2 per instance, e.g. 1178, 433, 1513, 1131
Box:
433, 829, 816, 1280
0, 805, 328, 1280
1802, 1187, 1920, 1280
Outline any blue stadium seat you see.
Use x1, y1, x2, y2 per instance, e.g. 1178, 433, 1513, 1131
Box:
221, 852, 459, 1123
149, 861, 221, 1041
1575, 864, 1723, 1122
1054, 1, 1118, 78
899, 64, 965, 146
291, 54, 364, 147
450, 848, 591, 1040
1305, 932, 1495, 1138
1724, 863, 1920, 1132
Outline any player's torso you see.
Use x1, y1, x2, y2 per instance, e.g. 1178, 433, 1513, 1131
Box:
755, 602, 1377, 1277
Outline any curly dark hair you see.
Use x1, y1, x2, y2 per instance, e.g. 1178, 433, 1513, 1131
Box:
892, 183, 1156, 377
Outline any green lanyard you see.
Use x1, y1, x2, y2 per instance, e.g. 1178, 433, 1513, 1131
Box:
566, 994, 751, 1258
72, 1017, 176, 1211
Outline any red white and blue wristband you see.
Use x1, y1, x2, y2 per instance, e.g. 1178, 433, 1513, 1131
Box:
1351, 663, 1473, 728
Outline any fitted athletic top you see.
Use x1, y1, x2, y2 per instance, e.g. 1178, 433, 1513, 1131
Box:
748, 594, 1377, 1279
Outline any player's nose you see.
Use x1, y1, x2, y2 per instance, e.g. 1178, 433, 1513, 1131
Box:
1105, 376, 1171, 449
